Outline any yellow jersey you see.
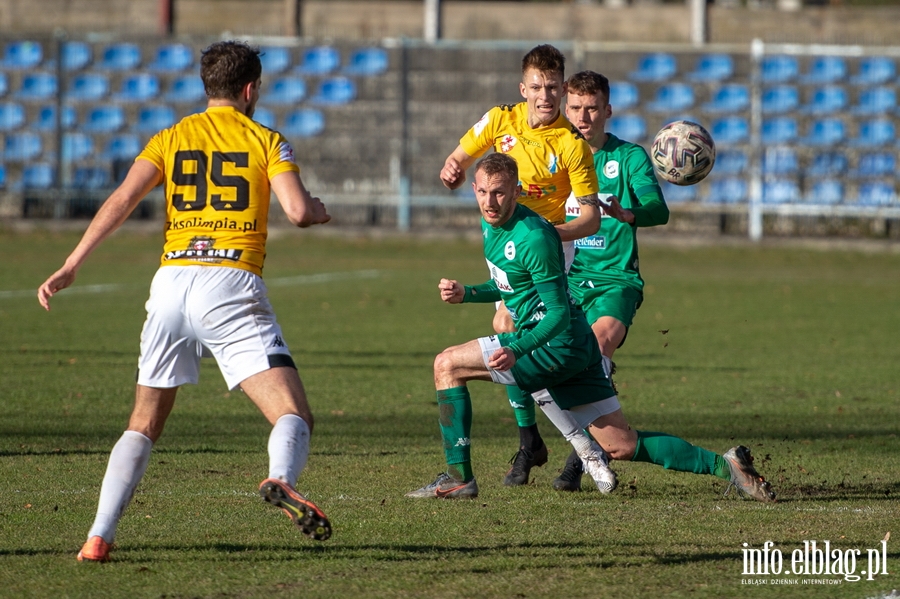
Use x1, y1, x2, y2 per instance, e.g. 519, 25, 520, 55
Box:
460, 102, 598, 224
137, 106, 300, 276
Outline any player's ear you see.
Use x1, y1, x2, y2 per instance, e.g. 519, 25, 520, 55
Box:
562, 81, 568, 96
519, 81, 527, 99
242, 80, 257, 102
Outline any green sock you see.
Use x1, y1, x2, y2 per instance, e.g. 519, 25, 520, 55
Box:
632, 431, 730, 480
506, 385, 536, 427
437, 386, 474, 481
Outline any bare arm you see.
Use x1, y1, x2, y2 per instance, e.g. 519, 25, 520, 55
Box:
270, 170, 331, 228
439, 145, 477, 190
37, 160, 162, 311
555, 195, 602, 241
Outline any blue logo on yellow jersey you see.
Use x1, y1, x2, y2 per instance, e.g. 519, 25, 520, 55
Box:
548, 153, 559, 175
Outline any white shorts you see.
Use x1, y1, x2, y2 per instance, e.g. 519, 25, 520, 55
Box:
137, 266, 293, 390
477, 335, 516, 385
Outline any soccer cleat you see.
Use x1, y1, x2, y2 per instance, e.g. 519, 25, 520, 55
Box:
259, 478, 332, 541
552, 448, 584, 492
77, 536, 111, 562
723, 446, 777, 503
581, 441, 617, 494
405, 473, 479, 499
503, 442, 549, 486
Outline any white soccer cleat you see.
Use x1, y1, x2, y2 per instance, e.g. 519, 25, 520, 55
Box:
580, 441, 617, 494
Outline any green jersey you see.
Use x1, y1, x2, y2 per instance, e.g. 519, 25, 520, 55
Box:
566, 133, 668, 292
463, 204, 592, 359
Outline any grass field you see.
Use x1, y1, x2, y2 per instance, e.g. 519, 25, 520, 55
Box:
1, 225, 898, 598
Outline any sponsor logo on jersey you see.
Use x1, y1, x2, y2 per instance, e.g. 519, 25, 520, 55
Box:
473, 112, 490, 136
530, 311, 545, 322
164, 236, 244, 263
167, 217, 258, 233
500, 135, 518, 153
486, 258, 514, 292
504, 241, 516, 260
521, 183, 557, 199
548, 153, 559, 175
574, 236, 607, 250
507, 308, 518, 320
604, 160, 620, 179
278, 141, 296, 164
272, 335, 286, 348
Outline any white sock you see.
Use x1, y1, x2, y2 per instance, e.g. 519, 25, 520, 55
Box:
267, 414, 310, 487
532, 389, 593, 457
87, 430, 153, 543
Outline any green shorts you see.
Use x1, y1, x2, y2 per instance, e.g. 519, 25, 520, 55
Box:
570, 282, 643, 330
480, 332, 616, 410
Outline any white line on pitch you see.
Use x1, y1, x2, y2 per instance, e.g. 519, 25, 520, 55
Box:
0, 270, 381, 300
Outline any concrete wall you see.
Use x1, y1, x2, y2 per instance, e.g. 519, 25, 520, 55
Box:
2, 0, 900, 46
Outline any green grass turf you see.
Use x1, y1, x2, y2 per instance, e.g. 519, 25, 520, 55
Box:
0, 226, 898, 598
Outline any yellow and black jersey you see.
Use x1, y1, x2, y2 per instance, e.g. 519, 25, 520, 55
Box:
137, 106, 299, 276
460, 102, 598, 224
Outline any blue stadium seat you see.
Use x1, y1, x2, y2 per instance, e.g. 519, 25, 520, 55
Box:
148, 43, 193, 72
67, 72, 110, 101
801, 85, 848, 115
608, 82, 639, 111
15, 73, 57, 101
848, 118, 895, 147
310, 77, 356, 105
712, 116, 749, 145
799, 118, 844, 146
800, 56, 847, 84
282, 109, 325, 138
760, 55, 798, 83
35, 105, 77, 131
0, 102, 25, 131
645, 83, 694, 113
253, 106, 276, 129
761, 85, 799, 114
134, 105, 176, 133
855, 182, 896, 206
114, 73, 161, 102
714, 149, 748, 176
659, 181, 697, 203
294, 46, 340, 76
62, 41, 92, 71
0, 164, 5, 188
762, 117, 798, 144
82, 105, 126, 133
0, 40, 42, 69
72, 167, 111, 189
343, 47, 388, 76
102, 134, 142, 161
0, 73, 7, 97
849, 151, 895, 178
63, 132, 94, 162
98, 43, 141, 70
263, 76, 306, 104
606, 114, 646, 141
762, 179, 801, 204
850, 86, 896, 115
849, 56, 895, 86
804, 179, 844, 205
3, 131, 42, 161
763, 146, 799, 175
259, 46, 291, 75
686, 53, 733, 82
163, 75, 206, 103
807, 151, 849, 177
629, 53, 676, 82
706, 177, 747, 204
22, 163, 54, 189
702, 84, 749, 113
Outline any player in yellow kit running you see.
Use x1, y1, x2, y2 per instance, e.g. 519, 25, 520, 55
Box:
38, 41, 332, 562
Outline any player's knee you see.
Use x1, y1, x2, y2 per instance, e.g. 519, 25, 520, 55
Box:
433, 350, 454, 378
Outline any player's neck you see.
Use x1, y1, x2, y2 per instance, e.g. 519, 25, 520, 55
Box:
589, 132, 609, 154
207, 98, 250, 115
526, 110, 559, 130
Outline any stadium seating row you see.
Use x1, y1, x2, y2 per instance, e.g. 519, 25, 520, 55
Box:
0, 73, 357, 106
661, 178, 897, 207
0, 40, 388, 77
629, 52, 897, 85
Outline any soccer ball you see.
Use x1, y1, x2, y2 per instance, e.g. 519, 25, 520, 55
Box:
650, 120, 716, 186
